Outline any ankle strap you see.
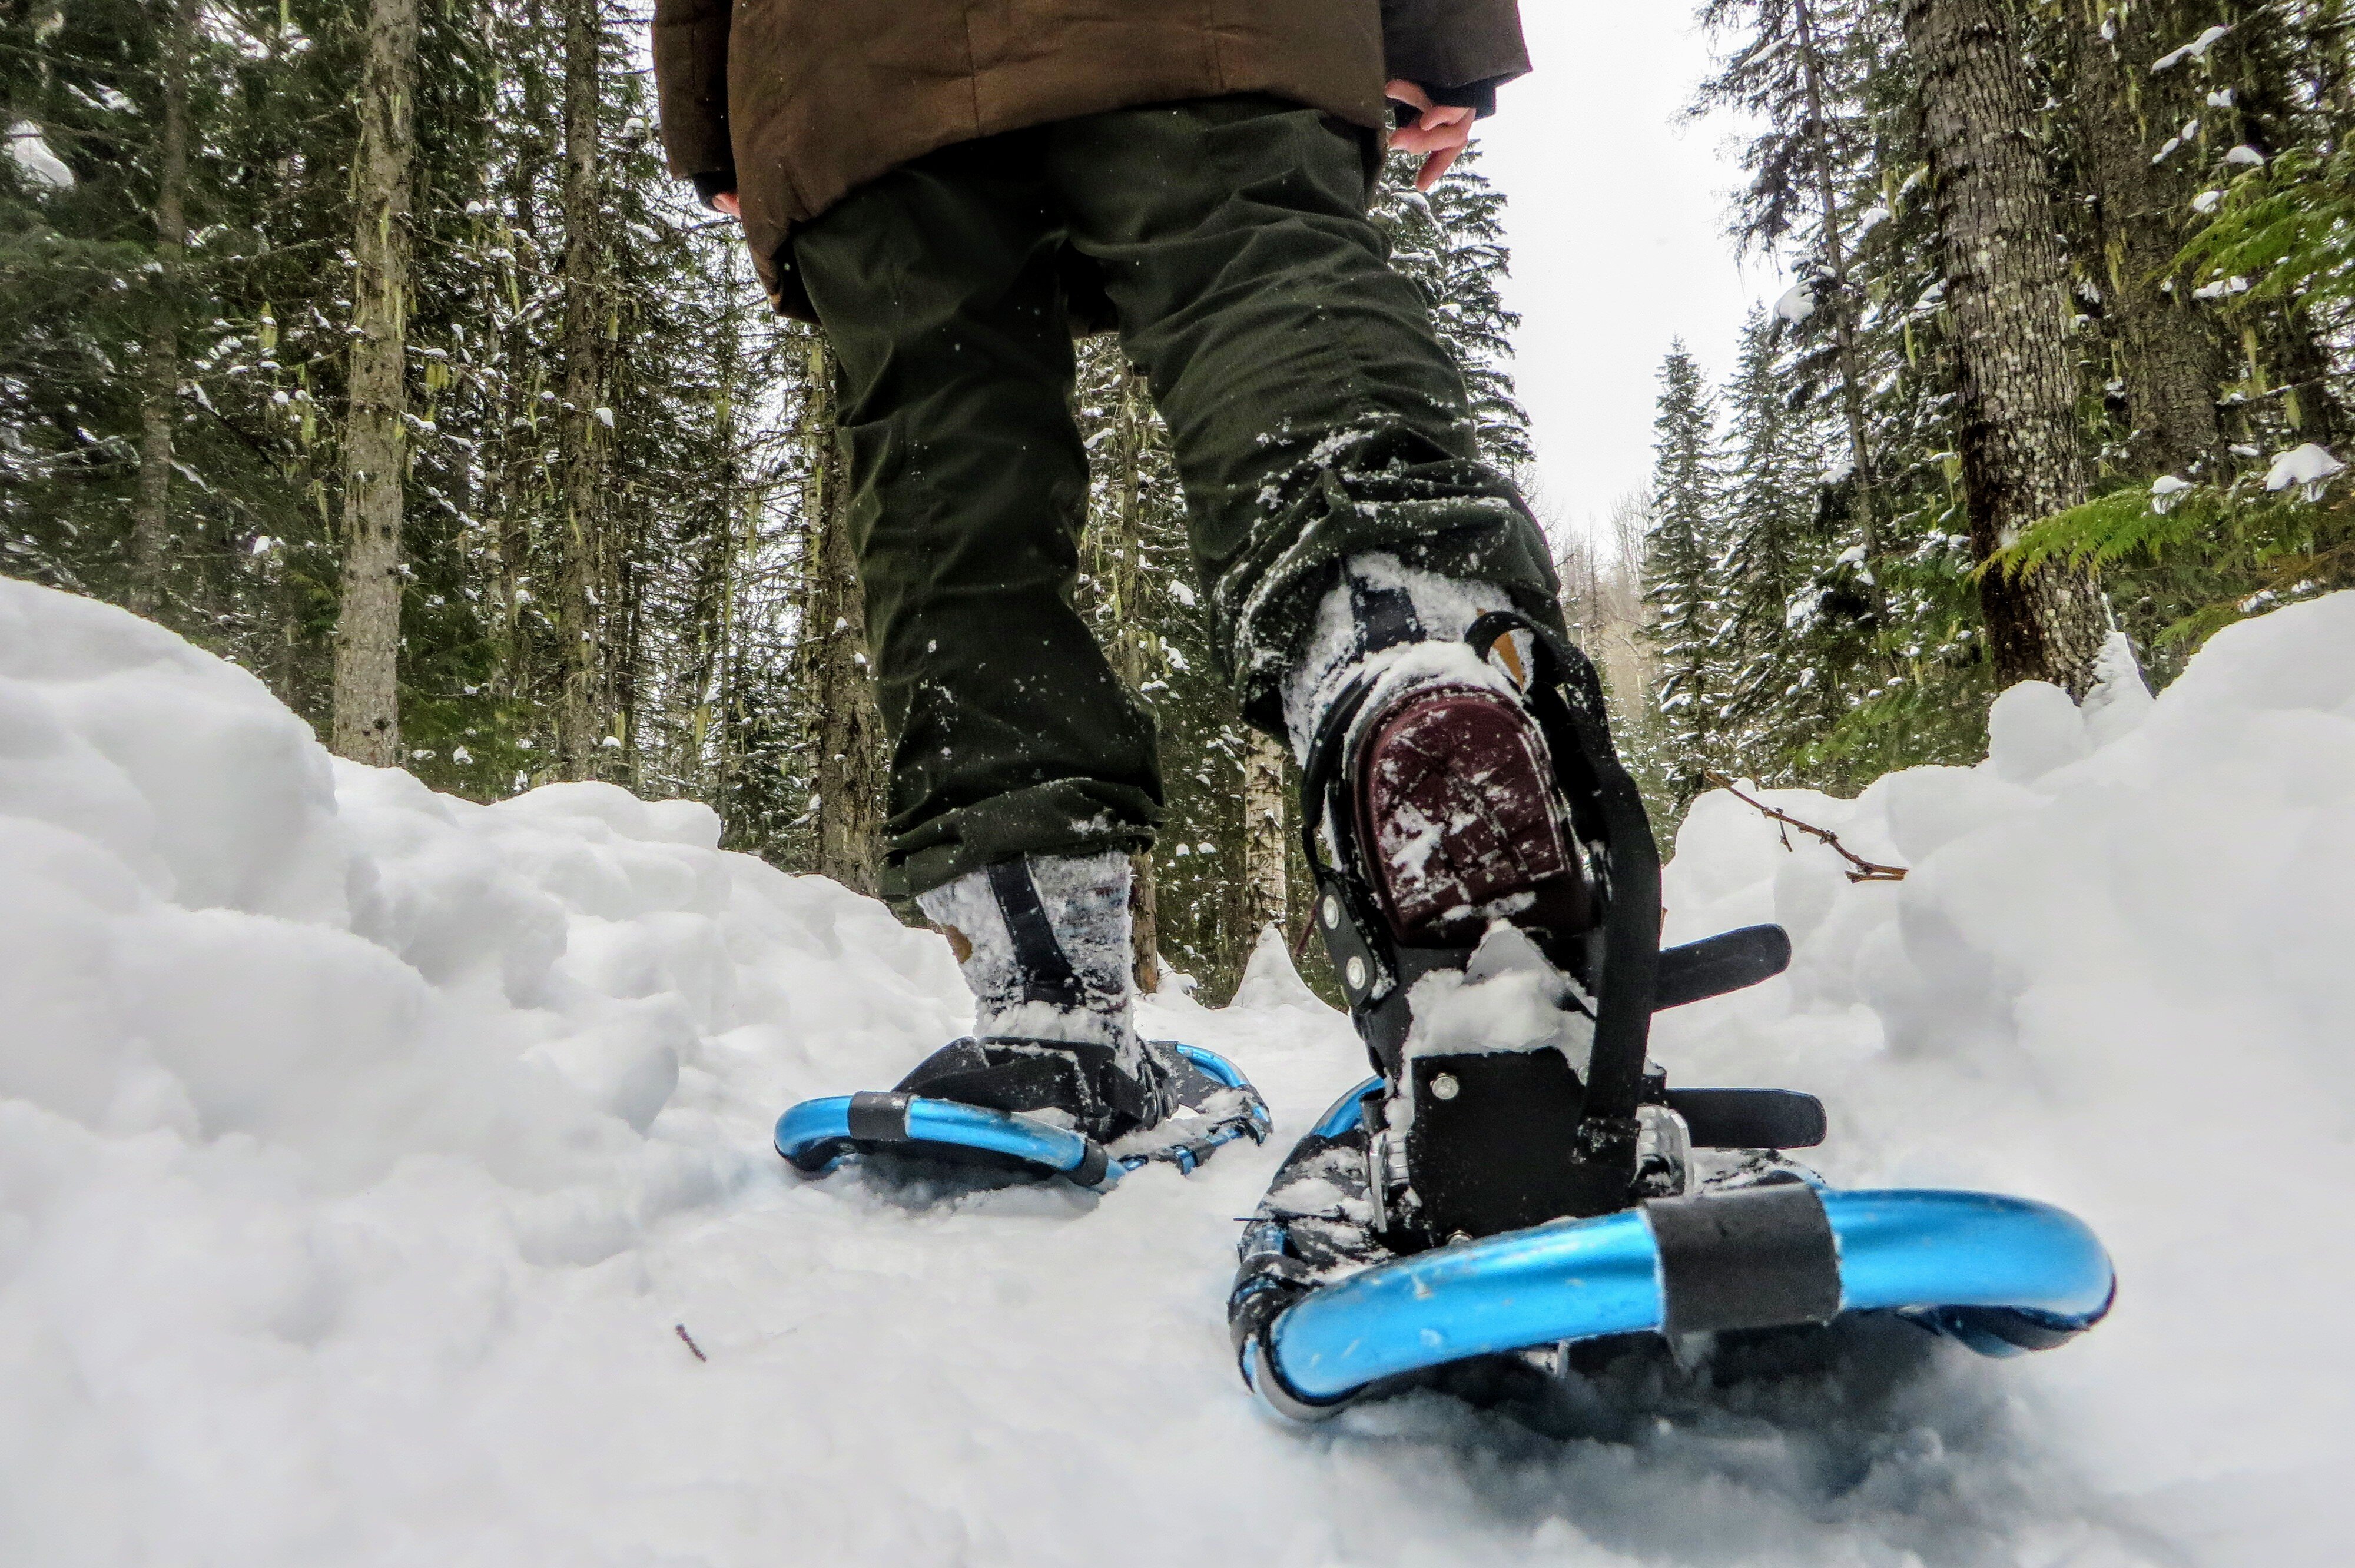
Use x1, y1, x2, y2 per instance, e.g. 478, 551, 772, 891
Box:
985, 858, 1086, 1009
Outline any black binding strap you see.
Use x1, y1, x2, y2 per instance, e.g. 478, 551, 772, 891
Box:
1348, 570, 1424, 656
1644, 1183, 1841, 1337
847, 1090, 912, 1143
1468, 611, 1663, 1134
986, 858, 1086, 1008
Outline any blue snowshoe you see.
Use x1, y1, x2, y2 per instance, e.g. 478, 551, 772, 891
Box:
778, 1034, 1269, 1193
1229, 612, 2115, 1419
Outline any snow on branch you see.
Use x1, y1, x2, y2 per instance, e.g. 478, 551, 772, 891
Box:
2152, 26, 2230, 73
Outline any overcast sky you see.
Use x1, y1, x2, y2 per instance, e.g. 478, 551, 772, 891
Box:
1473, 4, 1784, 549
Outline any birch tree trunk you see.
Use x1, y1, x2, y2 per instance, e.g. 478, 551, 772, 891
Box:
330, 0, 420, 763
798, 334, 886, 893
1240, 730, 1288, 944
128, 0, 193, 620
555, 0, 606, 778
1905, 0, 2111, 698
2070, 0, 2226, 476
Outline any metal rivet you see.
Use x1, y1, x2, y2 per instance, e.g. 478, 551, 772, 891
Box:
1431, 1073, 1460, 1101
1345, 956, 1366, 991
1322, 895, 1341, 930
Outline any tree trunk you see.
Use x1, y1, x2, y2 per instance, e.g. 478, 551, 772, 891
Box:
1241, 730, 1288, 944
2069, 0, 2227, 476
715, 451, 764, 832
1905, 0, 2111, 698
2270, 298, 2346, 447
1095, 364, 1164, 989
330, 0, 420, 764
1129, 851, 1161, 995
799, 333, 887, 893
1792, 0, 1890, 632
487, 0, 550, 713
128, 0, 193, 621
555, 0, 606, 778
672, 305, 741, 803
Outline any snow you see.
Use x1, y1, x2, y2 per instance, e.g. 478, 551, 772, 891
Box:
2150, 473, 2194, 513
6, 120, 72, 188
1772, 280, 1816, 325
2152, 25, 2231, 72
2264, 442, 2346, 501
5, 576, 2354, 1564
2224, 144, 2266, 168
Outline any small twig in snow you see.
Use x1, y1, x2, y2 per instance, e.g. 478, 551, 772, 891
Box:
674, 1323, 708, 1363
1701, 772, 1909, 883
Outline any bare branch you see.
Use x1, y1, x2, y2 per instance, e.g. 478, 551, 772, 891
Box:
1701, 770, 1908, 882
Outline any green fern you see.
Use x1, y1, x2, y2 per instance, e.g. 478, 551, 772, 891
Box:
2179, 147, 2355, 305
1992, 479, 2353, 655
1981, 487, 2211, 577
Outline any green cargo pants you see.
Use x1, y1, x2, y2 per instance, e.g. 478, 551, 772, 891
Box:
789, 95, 1564, 898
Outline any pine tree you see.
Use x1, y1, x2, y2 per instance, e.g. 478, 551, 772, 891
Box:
1717, 308, 1836, 772
1374, 147, 1534, 469
1643, 344, 1733, 783
1698, 0, 1893, 627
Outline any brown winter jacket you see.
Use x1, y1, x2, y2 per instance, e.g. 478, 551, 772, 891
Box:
650, 0, 1530, 313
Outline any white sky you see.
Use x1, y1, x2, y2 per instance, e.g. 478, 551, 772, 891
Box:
1474, 4, 1784, 549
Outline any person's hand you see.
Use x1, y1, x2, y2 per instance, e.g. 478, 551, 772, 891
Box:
1384, 80, 1475, 192
713, 191, 741, 218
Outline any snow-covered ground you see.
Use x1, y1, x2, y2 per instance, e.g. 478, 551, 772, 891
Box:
4, 575, 2350, 1566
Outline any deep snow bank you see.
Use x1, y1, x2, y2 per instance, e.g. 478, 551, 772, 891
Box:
2, 576, 2349, 1566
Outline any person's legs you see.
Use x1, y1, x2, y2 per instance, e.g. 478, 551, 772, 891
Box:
791, 134, 1161, 903
1044, 97, 1583, 953
792, 135, 1168, 1128
1042, 97, 1567, 744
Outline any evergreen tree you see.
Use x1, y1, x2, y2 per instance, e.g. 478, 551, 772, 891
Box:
1642, 344, 1733, 785
1717, 308, 1836, 773
1697, 0, 1894, 627
1374, 147, 1534, 469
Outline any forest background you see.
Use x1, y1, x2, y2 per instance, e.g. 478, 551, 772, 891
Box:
4, 0, 2349, 1001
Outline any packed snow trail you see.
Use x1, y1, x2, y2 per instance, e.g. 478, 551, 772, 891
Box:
2, 577, 2349, 1566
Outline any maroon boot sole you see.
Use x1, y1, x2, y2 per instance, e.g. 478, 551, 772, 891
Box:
1352, 682, 1593, 954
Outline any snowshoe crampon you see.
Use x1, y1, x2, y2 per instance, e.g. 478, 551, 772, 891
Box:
1230, 612, 2115, 1420
776, 1037, 1269, 1194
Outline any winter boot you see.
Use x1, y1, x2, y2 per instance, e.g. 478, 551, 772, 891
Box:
908, 851, 1177, 1144
1286, 557, 1623, 1242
